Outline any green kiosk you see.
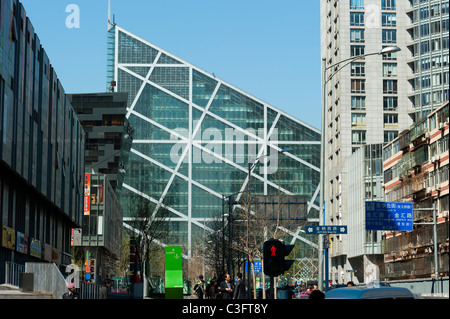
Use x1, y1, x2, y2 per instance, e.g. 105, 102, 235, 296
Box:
165, 246, 183, 299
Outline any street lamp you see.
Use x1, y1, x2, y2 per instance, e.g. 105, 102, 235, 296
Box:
319, 46, 401, 291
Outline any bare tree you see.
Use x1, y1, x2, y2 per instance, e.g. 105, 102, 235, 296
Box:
125, 194, 171, 283
231, 160, 307, 299
202, 211, 227, 278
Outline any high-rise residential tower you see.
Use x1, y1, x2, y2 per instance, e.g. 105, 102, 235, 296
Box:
321, 0, 448, 285
406, 0, 449, 118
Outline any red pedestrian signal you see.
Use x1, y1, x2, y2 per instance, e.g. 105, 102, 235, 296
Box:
263, 239, 283, 277
270, 245, 277, 256
263, 239, 295, 277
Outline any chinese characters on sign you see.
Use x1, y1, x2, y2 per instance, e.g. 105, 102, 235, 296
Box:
84, 174, 90, 215
365, 201, 413, 231
245, 261, 263, 273
305, 225, 348, 234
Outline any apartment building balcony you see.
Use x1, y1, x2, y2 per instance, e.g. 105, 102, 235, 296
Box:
410, 170, 429, 197
410, 117, 428, 145
398, 147, 428, 179
398, 131, 411, 151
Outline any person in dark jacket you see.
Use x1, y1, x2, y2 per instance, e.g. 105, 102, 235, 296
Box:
63, 282, 79, 299
219, 274, 234, 299
233, 273, 246, 299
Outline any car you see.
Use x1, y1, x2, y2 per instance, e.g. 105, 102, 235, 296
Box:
325, 285, 414, 299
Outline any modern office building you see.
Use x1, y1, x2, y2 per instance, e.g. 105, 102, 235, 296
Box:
0, 0, 85, 283
382, 101, 448, 279
68, 92, 134, 192
320, 0, 448, 285
68, 92, 133, 283
107, 24, 322, 266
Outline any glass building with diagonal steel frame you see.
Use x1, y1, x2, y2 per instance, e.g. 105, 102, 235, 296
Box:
107, 25, 321, 263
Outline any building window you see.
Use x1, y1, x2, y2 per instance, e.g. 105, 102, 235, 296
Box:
421, 23, 430, 37
350, 12, 365, 26
350, 45, 365, 57
351, 79, 366, 93
350, 29, 365, 43
352, 113, 366, 127
382, 13, 396, 26
381, 0, 396, 10
351, 62, 365, 76
351, 96, 366, 110
382, 29, 397, 43
420, 6, 429, 20
383, 79, 397, 94
384, 131, 398, 143
383, 97, 398, 111
383, 63, 397, 77
350, 0, 364, 10
352, 130, 366, 145
384, 113, 398, 128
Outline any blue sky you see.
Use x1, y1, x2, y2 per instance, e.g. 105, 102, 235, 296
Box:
20, 0, 321, 129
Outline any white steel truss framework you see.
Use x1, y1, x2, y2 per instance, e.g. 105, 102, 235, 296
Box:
112, 26, 321, 257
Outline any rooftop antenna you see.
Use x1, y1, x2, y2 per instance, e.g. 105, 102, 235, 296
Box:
107, 0, 111, 30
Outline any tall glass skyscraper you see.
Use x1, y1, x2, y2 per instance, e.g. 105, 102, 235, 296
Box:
107, 25, 321, 260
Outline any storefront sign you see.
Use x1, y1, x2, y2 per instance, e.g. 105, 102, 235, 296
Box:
2, 225, 16, 250
30, 238, 42, 258
84, 174, 91, 215
16, 231, 29, 254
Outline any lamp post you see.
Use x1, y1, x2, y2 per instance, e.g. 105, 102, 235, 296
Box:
319, 46, 401, 291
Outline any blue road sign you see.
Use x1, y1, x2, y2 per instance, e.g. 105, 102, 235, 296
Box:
365, 201, 413, 231
305, 225, 347, 234
245, 261, 262, 273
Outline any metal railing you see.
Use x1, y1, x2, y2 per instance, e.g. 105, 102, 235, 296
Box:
5, 261, 104, 299
5, 261, 25, 287
79, 281, 103, 299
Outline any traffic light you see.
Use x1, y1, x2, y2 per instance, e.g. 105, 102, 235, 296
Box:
263, 239, 295, 277
263, 239, 283, 277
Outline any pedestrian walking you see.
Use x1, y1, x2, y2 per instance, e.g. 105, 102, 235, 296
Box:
208, 280, 219, 299
99, 279, 111, 299
63, 282, 79, 299
219, 274, 233, 299
233, 273, 246, 299
194, 275, 206, 299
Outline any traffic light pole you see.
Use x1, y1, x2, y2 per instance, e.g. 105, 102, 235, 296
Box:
324, 235, 329, 292
269, 276, 274, 299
